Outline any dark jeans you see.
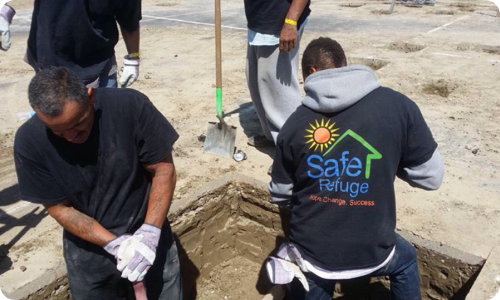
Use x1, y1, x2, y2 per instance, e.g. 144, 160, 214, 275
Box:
290, 234, 421, 300
64, 223, 182, 300
99, 72, 118, 88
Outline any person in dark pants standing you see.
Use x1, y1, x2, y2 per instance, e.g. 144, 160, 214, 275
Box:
244, 0, 311, 149
14, 67, 182, 299
267, 38, 444, 300
12, 0, 142, 88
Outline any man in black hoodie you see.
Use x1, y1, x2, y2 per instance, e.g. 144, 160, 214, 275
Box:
268, 37, 444, 300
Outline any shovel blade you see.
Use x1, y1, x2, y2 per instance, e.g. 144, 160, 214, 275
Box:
203, 121, 237, 158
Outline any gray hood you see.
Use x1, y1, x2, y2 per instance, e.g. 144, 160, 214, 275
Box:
302, 65, 381, 113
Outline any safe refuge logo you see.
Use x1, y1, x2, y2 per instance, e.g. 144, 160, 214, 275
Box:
305, 118, 382, 202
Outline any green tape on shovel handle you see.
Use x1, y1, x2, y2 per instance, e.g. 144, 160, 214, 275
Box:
216, 87, 223, 118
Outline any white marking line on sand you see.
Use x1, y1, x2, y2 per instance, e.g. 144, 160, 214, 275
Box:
432, 53, 500, 64
142, 14, 246, 31
159, 9, 215, 19
426, 15, 470, 34
433, 52, 468, 58
140, 19, 158, 24
310, 3, 345, 6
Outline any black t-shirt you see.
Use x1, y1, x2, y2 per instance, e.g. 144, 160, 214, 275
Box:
272, 87, 437, 270
14, 88, 178, 237
244, 0, 311, 34
27, 0, 141, 82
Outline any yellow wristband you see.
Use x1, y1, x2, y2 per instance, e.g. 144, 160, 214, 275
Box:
284, 18, 298, 26
127, 52, 141, 59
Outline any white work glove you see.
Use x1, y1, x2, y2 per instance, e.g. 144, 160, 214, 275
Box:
266, 257, 310, 292
117, 223, 161, 282
103, 234, 132, 258
0, 4, 15, 51
119, 54, 140, 87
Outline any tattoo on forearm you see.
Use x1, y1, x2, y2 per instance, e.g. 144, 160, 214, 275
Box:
148, 189, 164, 225
143, 161, 176, 226
63, 208, 107, 246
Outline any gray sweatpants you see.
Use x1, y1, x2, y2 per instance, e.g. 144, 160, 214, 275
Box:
246, 30, 304, 143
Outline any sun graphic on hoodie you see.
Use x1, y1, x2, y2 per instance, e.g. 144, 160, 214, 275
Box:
305, 118, 340, 152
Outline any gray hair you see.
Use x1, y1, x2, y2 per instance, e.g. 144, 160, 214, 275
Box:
28, 67, 89, 117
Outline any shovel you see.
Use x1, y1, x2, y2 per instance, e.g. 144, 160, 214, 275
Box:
203, 0, 237, 158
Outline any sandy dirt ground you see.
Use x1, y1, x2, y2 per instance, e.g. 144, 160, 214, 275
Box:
197, 257, 264, 300
1, 0, 500, 298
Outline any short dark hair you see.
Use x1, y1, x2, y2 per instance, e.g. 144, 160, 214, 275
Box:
302, 37, 347, 73
28, 67, 88, 117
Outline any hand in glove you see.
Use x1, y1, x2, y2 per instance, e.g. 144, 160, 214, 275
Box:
119, 54, 140, 87
103, 234, 132, 258
266, 256, 310, 291
0, 4, 15, 51
117, 223, 161, 282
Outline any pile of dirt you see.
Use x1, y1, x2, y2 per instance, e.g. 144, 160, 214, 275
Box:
349, 57, 390, 71
389, 41, 426, 53
422, 79, 457, 98
23, 277, 69, 300
339, 3, 365, 8
197, 257, 264, 300
457, 43, 500, 55
456, 43, 483, 52
448, 3, 477, 12
371, 9, 391, 15
428, 10, 456, 15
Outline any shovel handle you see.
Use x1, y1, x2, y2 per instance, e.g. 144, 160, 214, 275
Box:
216, 87, 222, 118
215, 0, 223, 118
133, 282, 147, 300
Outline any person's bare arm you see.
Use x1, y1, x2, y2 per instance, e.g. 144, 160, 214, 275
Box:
279, 0, 308, 52
120, 27, 140, 55
142, 153, 176, 228
44, 200, 116, 247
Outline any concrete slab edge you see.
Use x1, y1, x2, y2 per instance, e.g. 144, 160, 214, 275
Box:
398, 229, 485, 266
168, 171, 236, 216
6, 261, 66, 300
466, 246, 500, 300
168, 171, 268, 217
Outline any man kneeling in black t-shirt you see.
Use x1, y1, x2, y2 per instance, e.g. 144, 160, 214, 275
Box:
267, 38, 444, 300
14, 67, 182, 299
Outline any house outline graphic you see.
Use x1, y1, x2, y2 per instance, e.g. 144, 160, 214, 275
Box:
323, 129, 382, 179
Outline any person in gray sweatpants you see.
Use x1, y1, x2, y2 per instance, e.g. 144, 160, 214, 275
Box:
244, 0, 311, 147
